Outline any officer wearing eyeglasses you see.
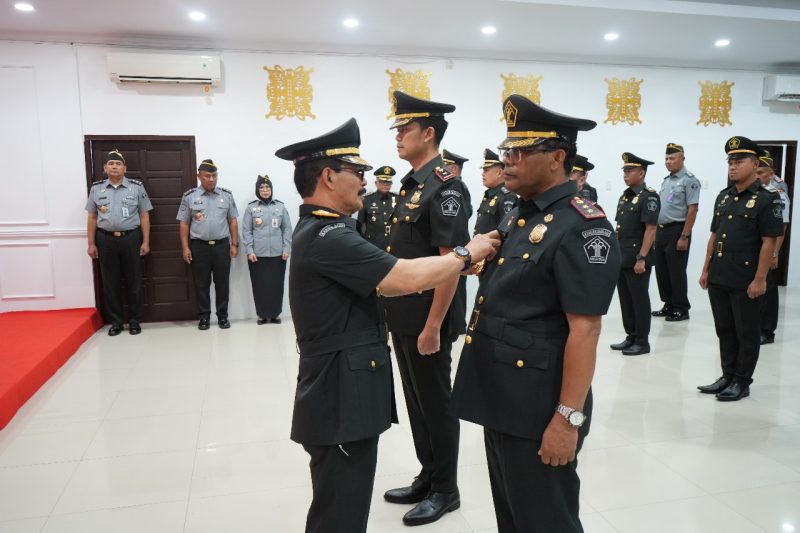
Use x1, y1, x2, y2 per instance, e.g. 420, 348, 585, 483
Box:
452, 95, 620, 533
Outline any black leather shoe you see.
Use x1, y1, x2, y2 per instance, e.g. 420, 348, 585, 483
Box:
697, 377, 731, 394
218, 318, 231, 329
716, 381, 750, 402
129, 323, 142, 335
384, 478, 430, 504
198, 319, 210, 331
269, 317, 282, 324
760, 334, 775, 345
108, 325, 123, 336
403, 490, 461, 527
651, 306, 672, 317
622, 343, 650, 356
610, 338, 634, 350
665, 311, 690, 322
257, 317, 268, 325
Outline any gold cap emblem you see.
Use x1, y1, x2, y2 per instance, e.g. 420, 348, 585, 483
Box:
384, 166, 391, 174
622, 153, 630, 163
504, 100, 518, 127
728, 137, 741, 150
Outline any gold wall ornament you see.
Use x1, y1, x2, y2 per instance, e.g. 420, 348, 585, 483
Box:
697, 80, 734, 127
264, 65, 316, 121
605, 77, 643, 126
500, 73, 542, 120
386, 68, 431, 118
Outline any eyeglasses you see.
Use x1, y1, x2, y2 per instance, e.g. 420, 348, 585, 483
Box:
334, 167, 365, 179
500, 147, 555, 164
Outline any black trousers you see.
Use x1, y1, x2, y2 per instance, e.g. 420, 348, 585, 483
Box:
449, 277, 468, 339
96, 228, 143, 326
302, 436, 379, 533
617, 267, 652, 343
652, 223, 691, 312
391, 333, 459, 493
484, 429, 584, 533
190, 238, 231, 320
247, 256, 286, 319
761, 271, 779, 336
708, 283, 762, 384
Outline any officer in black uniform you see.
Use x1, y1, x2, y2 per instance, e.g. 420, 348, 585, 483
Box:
177, 159, 239, 330
382, 91, 471, 526
275, 118, 499, 533
569, 154, 598, 202
443, 149, 474, 338
452, 95, 621, 533
474, 148, 517, 234
610, 153, 660, 356
357, 166, 397, 250
85, 149, 153, 336
698, 137, 784, 401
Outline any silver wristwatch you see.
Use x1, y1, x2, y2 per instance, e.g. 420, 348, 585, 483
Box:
556, 403, 586, 428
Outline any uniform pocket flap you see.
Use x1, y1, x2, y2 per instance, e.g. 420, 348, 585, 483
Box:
347, 349, 388, 371
493, 342, 551, 371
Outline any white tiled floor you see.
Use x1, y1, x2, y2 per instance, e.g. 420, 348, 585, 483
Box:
1, 286, 798, 532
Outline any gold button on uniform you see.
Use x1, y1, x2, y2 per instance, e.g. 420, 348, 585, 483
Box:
517, 219, 526, 228
516, 360, 525, 368
392, 217, 397, 223
478, 296, 484, 304
728, 215, 733, 219
465, 335, 472, 345
386, 245, 391, 252
745, 261, 750, 266
405, 215, 410, 222
722, 234, 726, 238
370, 360, 376, 369
497, 257, 505, 265
400, 190, 407, 196
522, 252, 530, 259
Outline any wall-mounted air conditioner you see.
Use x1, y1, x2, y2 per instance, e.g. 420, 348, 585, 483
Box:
108, 52, 222, 85
763, 75, 800, 102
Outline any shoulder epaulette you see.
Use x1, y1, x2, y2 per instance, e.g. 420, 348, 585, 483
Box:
646, 187, 656, 193
719, 186, 730, 193
183, 188, 197, 197
311, 209, 340, 218
434, 166, 456, 183
571, 197, 606, 219
686, 172, 695, 178
91, 180, 105, 186
218, 187, 232, 194
128, 178, 143, 185
272, 199, 284, 204
762, 184, 778, 193
501, 186, 510, 194
248, 199, 259, 205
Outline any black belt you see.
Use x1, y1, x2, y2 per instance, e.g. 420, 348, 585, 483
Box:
469, 312, 567, 349
191, 237, 229, 246
658, 221, 684, 228
297, 325, 387, 357
98, 227, 139, 237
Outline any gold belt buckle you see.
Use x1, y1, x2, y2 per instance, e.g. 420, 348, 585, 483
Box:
468, 309, 480, 331
113, 231, 122, 237
208, 240, 216, 245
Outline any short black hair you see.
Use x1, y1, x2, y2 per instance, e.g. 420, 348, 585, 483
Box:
539, 138, 577, 177
414, 116, 448, 147
294, 157, 338, 198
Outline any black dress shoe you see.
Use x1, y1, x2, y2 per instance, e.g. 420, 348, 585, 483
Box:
651, 306, 672, 317
384, 478, 430, 504
716, 381, 750, 402
403, 490, 460, 527
257, 317, 268, 325
610, 338, 634, 350
269, 317, 282, 324
760, 333, 775, 345
665, 311, 690, 322
697, 376, 731, 394
218, 318, 231, 329
622, 343, 650, 356
129, 323, 142, 335
108, 324, 123, 336
198, 319, 210, 331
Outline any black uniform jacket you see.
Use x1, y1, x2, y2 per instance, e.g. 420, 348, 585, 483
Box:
615, 183, 660, 268
452, 181, 621, 440
357, 191, 398, 250
579, 183, 598, 203
708, 181, 783, 290
384, 155, 471, 336
474, 184, 518, 235
289, 204, 399, 446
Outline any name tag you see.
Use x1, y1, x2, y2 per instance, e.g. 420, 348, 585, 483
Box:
272, 218, 279, 228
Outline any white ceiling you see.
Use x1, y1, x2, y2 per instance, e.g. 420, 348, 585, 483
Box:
2, 0, 799, 71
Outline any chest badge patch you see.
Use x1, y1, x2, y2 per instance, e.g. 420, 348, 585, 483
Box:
544, 214, 554, 223
441, 197, 461, 217
410, 190, 422, 204
529, 224, 548, 244
195, 212, 204, 221
99, 205, 109, 213
255, 217, 263, 225
584, 236, 611, 264
746, 199, 756, 209
632, 197, 639, 204
489, 197, 497, 207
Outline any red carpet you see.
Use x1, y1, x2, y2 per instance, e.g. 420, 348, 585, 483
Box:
0, 308, 102, 430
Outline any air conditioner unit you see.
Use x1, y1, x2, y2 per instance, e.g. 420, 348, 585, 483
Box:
763, 75, 800, 102
108, 52, 222, 85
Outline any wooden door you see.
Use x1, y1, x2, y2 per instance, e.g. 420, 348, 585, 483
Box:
84, 136, 198, 322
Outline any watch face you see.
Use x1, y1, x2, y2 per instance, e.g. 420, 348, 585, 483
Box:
569, 411, 586, 426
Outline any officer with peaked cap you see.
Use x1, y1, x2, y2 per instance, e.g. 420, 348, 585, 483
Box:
475, 148, 517, 234
276, 118, 499, 533
569, 154, 598, 202
755, 149, 790, 345
441, 149, 474, 217
651, 143, 701, 322
610, 152, 660, 356
698, 137, 783, 401
382, 91, 472, 526
452, 95, 620, 533
85, 149, 153, 335
177, 159, 239, 330
357, 166, 398, 250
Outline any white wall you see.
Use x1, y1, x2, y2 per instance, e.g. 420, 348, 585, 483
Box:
2, 40, 798, 318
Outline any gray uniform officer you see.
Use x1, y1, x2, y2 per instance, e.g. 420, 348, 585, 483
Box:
86, 149, 153, 336
651, 143, 701, 321
177, 159, 239, 330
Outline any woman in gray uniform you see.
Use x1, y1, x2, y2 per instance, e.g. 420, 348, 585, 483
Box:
242, 175, 292, 324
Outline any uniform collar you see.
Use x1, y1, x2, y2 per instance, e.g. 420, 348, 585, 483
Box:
402, 154, 445, 186
200, 186, 219, 196
667, 167, 687, 179
299, 203, 353, 227
626, 182, 646, 195
485, 183, 506, 196
106, 177, 130, 189
519, 180, 577, 213
258, 197, 274, 205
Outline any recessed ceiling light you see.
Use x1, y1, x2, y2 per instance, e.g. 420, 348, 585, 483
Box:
188, 11, 206, 21
604, 32, 619, 41
343, 18, 359, 28
481, 26, 497, 35
14, 3, 35, 11
715, 39, 731, 47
